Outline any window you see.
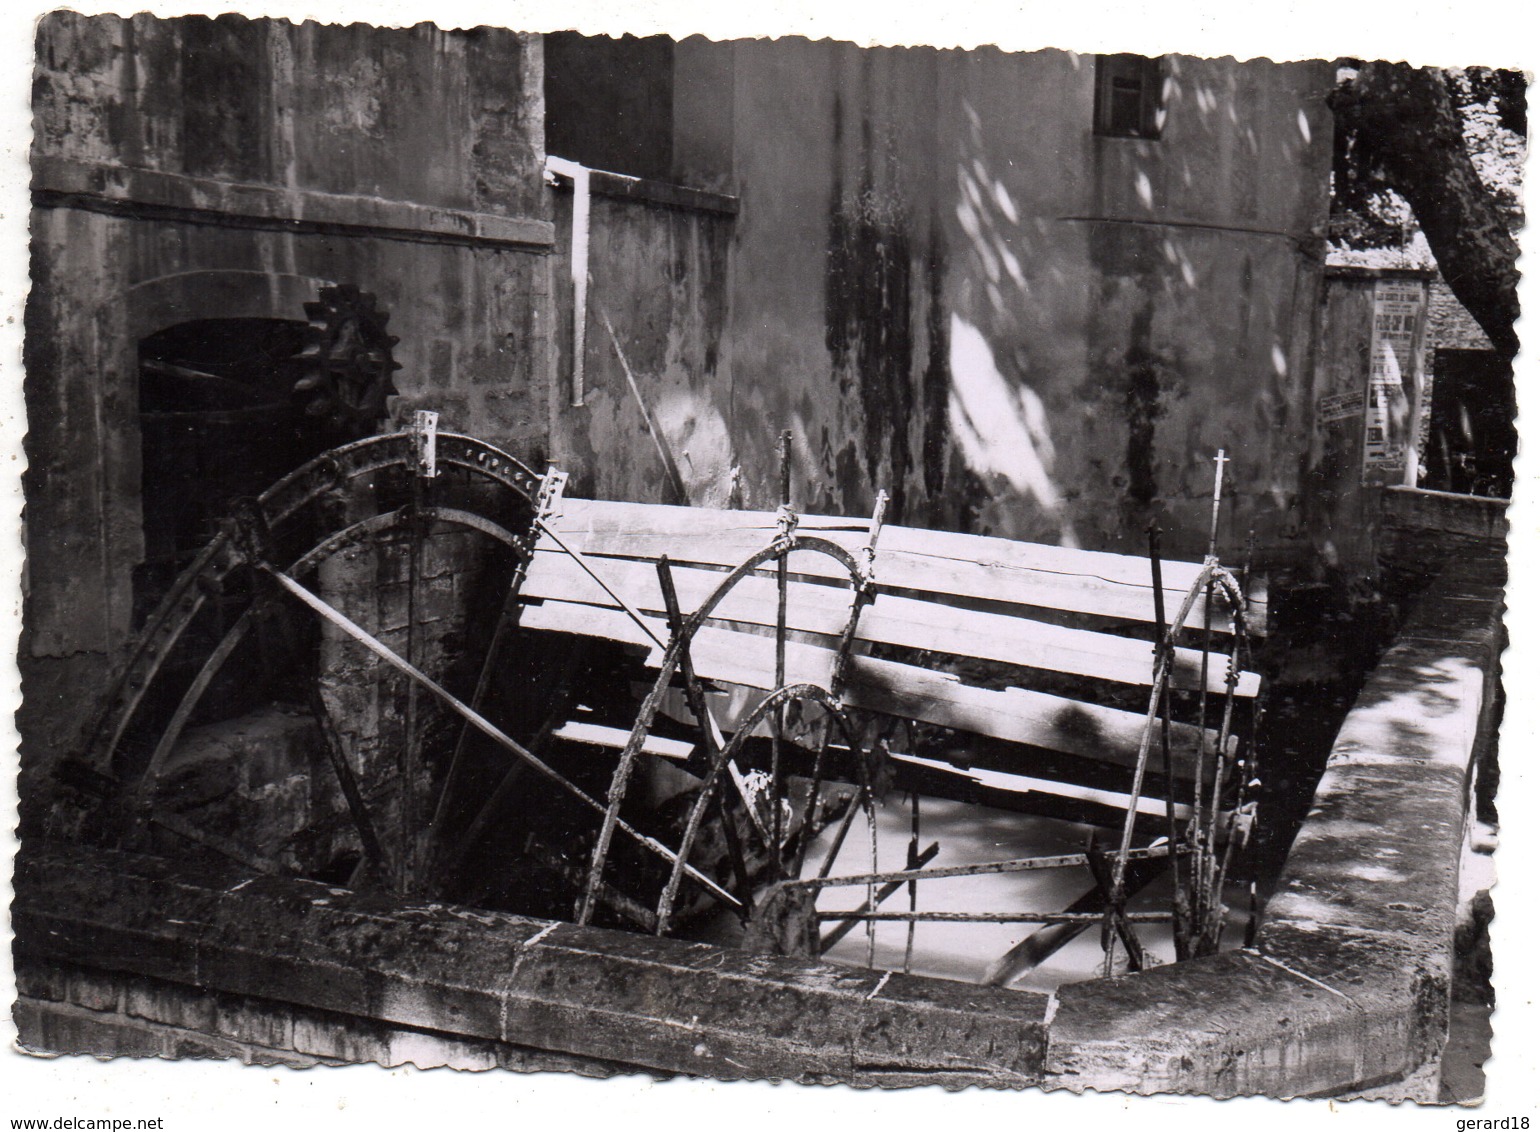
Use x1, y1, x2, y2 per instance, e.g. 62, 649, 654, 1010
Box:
1094, 54, 1165, 139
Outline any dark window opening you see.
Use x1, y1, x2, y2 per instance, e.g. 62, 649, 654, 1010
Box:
1095, 54, 1165, 140
1422, 348, 1516, 498
135, 318, 331, 626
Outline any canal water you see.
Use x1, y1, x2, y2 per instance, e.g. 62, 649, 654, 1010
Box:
807, 793, 1250, 991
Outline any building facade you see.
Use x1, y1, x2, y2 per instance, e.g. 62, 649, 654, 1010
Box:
21, 15, 1338, 818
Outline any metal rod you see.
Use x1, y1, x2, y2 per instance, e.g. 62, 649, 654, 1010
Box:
1207, 448, 1229, 558
401, 457, 425, 892
787, 490, 887, 880
1202, 639, 1243, 921
982, 855, 1167, 987
654, 555, 754, 922
1191, 574, 1216, 938
1199, 626, 1248, 953
820, 841, 940, 953
1148, 520, 1192, 959
1085, 836, 1147, 972
789, 727, 836, 881
1185, 449, 1229, 952
816, 777, 865, 880
866, 775, 878, 969
309, 689, 394, 890
788, 843, 1176, 889
904, 790, 920, 974
772, 430, 793, 874
815, 911, 1174, 925
779, 428, 793, 506
1101, 561, 1215, 977
1146, 522, 1177, 843
535, 517, 668, 650
829, 490, 887, 700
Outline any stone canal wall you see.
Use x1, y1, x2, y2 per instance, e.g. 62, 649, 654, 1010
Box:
1044, 542, 1503, 1098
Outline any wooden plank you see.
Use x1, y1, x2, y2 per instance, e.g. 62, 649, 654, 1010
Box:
521, 550, 1259, 697
890, 753, 1193, 823
518, 602, 1226, 772
888, 754, 1187, 835
543, 499, 1266, 636
551, 720, 693, 761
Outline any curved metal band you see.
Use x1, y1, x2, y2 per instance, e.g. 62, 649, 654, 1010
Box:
80, 435, 538, 776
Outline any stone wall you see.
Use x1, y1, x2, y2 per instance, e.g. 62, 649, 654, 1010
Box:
12, 845, 1051, 1088
13, 962, 627, 1074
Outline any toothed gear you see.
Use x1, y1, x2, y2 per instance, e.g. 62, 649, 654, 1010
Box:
293, 284, 402, 437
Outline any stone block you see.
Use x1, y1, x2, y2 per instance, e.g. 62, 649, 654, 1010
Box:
124, 977, 218, 1033
16, 999, 168, 1059
386, 1030, 499, 1071
291, 1013, 391, 1065
15, 960, 70, 1002
66, 970, 124, 1014
213, 995, 295, 1050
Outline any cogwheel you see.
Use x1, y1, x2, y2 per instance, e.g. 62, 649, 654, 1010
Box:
293, 284, 402, 437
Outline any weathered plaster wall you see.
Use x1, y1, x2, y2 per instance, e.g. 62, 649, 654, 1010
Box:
33, 15, 547, 217
548, 187, 736, 508
1305, 272, 1382, 574
549, 40, 1334, 562
21, 13, 553, 818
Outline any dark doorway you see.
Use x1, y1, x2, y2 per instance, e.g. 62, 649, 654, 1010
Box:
1421, 348, 1516, 498
134, 317, 331, 624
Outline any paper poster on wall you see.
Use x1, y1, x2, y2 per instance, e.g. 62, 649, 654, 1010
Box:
1316, 389, 1365, 425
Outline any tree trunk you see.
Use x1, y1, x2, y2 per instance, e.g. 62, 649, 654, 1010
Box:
1334, 63, 1521, 360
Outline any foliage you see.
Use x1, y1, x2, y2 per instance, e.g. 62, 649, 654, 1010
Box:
1329, 65, 1526, 258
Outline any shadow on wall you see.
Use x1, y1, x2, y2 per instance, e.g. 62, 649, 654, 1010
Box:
585, 48, 1322, 554
935, 56, 1318, 554
947, 311, 1079, 548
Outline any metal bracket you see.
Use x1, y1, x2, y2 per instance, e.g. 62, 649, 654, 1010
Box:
537, 464, 570, 523
413, 410, 439, 479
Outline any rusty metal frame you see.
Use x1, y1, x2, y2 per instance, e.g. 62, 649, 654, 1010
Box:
79, 429, 1259, 990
